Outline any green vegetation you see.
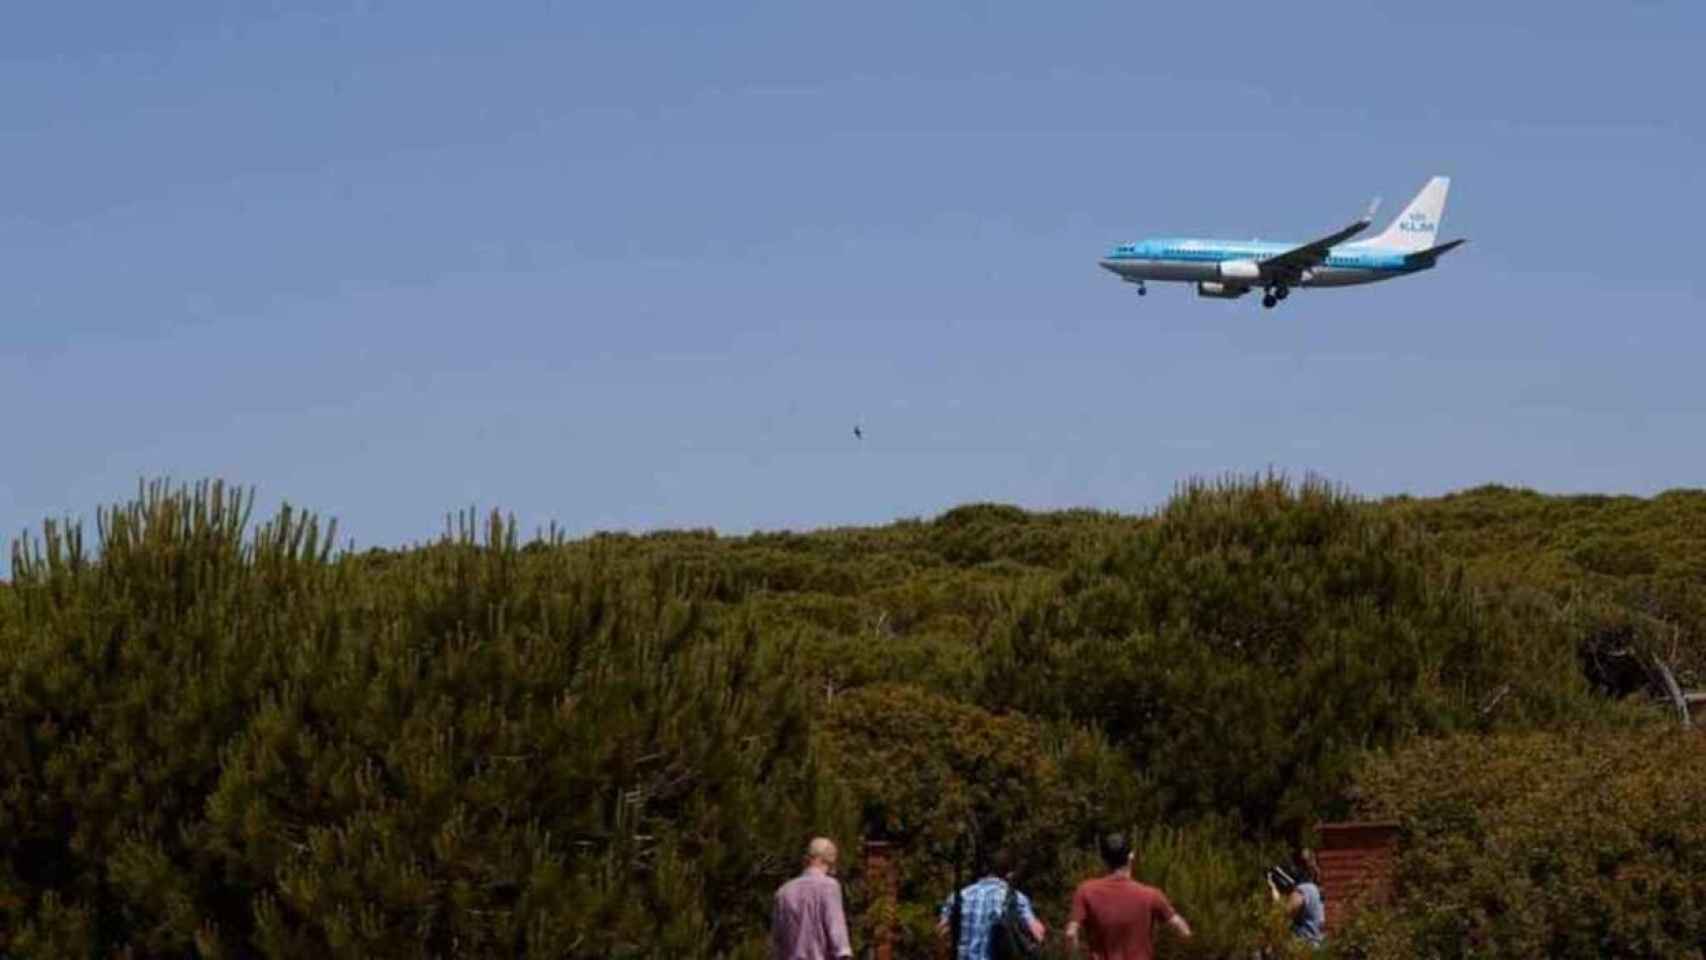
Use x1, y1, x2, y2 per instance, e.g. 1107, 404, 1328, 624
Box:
1, 476, 1701, 958
1342, 728, 1706, 958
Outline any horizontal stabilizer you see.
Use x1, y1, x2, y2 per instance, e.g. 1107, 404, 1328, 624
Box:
1405, 238, 1467, 263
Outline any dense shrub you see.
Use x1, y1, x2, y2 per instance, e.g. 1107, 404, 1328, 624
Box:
818, 685, 1087, 954
0, 483, 852, 958
1389, 485, 1706, 686
1339, 726, 1706, 959
976, 476, 1598, 831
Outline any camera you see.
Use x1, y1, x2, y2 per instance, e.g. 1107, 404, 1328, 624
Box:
1265, 865, 1298, 893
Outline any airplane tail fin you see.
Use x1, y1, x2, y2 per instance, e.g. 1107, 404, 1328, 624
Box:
1360, 176, 1450, 252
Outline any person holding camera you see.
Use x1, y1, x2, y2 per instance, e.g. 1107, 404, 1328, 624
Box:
1266, 849, 1325, 949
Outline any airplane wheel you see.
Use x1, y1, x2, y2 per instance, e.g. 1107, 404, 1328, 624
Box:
1262, 294, 1277, 309
1137, 286, 1147, 296
1275, 286, 1290, 300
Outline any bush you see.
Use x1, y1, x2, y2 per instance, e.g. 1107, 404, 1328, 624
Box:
980, 475, 1599, 831
0, 483, 852, 958
816, 685, 1100, 954
1339, 726, 1706, 958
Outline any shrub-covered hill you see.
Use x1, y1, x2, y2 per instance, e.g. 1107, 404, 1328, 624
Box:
0, 477, 1701, 959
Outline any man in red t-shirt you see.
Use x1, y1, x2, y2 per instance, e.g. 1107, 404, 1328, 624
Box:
1065, 833, 1192, 960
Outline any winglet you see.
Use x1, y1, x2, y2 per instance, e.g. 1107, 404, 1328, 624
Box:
1363, 197, 1381, 225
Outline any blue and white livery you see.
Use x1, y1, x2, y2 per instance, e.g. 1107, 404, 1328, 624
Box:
1099, 176, 1466, 309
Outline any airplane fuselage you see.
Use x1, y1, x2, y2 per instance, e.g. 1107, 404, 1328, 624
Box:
1098, 176, 1463, 307
1099, 238, 1432, 289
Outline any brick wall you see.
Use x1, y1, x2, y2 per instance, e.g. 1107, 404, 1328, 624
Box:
863, 840, 898, 960
1315, 821, 1400, 935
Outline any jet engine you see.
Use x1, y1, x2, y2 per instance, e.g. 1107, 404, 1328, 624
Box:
1218, 259, 1262, 281
1196, 282, 1249, 299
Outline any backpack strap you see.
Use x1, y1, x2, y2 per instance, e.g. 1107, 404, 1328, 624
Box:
950, 843, 964, 956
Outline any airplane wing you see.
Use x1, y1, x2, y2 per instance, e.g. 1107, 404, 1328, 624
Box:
1258, 198, 1380, 282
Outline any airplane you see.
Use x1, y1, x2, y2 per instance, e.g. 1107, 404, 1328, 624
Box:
1098, 176, 1465, 309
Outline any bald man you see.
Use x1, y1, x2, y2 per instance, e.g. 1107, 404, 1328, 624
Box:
772, 837, 854, 960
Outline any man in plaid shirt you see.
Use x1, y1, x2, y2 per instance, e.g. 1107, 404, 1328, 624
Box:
936, 848, 1048, 959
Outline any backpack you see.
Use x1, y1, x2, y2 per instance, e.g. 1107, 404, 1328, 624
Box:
988, 883, 1041, 960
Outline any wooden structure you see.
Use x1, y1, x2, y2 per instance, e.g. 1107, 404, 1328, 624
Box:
1314, 821, 1400, 935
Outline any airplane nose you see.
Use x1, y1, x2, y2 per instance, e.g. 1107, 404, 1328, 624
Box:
1098, 259, 1126, 274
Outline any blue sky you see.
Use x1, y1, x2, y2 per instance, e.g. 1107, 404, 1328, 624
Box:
3, 1, 1702, 556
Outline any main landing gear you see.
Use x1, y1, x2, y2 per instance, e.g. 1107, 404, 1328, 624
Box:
1261, 284, 1290, 309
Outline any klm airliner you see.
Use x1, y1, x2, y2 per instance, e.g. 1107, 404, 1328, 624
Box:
1099, 176, 1465, 309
